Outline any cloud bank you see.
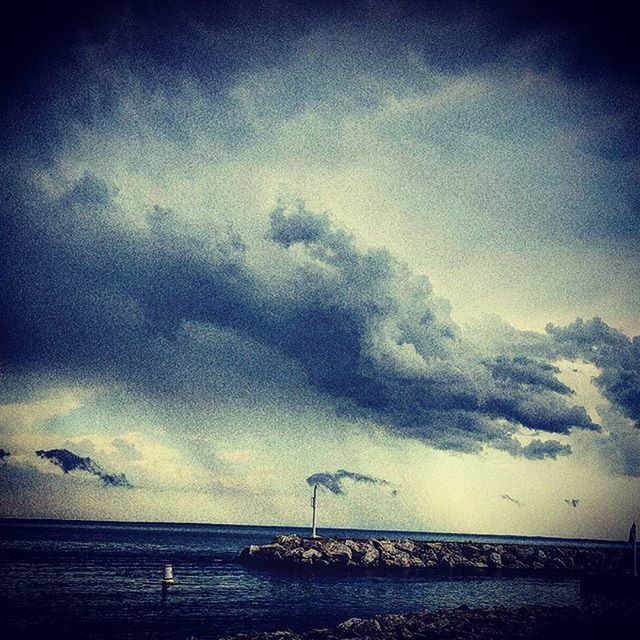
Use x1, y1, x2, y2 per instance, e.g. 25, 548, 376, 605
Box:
3, 175, 628, 463
547, 318, 640, 427
306, 469, 390, 495
35, 448, 132, 488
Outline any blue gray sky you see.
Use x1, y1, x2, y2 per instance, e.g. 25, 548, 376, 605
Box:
0, 0, 638, 538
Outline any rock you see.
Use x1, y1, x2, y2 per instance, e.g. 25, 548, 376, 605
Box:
419, 548, 438, 564
395, 539, 416, 553
360, 543, 380, 567
236, 536, 625, 577
487, 552, 503, 568
284, 547, 305, 563
372, 539, 396, 553
273, 534, 301, 549
335, 617, 382, 636
255, 543, 286, 562
344, 539, 364, 553
239, 544, 260, 559
534, 549, 547, 562
460, 544, 481, 558
375, 613, 407, 630
322, 541, 352, 565
380, 548, 411, 568
549, 557, 567, 571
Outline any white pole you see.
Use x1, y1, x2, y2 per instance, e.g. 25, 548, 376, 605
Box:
311, 484, 318, 538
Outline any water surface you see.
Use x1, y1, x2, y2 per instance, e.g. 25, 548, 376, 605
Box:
1, 519, 622, 640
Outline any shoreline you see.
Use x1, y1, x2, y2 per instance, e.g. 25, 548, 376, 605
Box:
221, 600, 640, 640
239, 534, 635, 575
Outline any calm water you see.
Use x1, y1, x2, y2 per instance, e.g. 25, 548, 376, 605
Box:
0, 519, 624, 640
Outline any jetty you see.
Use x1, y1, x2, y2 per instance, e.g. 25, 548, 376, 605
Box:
238, 534, 635, 576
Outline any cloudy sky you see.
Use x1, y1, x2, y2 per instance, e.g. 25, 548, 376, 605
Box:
1, 0, 638, 539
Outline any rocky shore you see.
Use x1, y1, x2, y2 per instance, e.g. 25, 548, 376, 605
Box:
220, 601, 640, 640
238, 534, 632, 575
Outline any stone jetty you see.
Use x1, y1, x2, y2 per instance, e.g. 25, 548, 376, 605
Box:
221, 601, 640, 640
238, 534, 632, 575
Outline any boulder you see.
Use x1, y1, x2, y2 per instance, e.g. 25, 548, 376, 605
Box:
534, 549, 547, 563
501, 552, 519, 568
273, 534, 302, 550
420, 549, 438, 565
336, 617, 382, 637
460, 544, 481, 558
255, 543, 286, 562
375, 613, 407, 630
239, 544, 260, 560
284, 547, 305, 563
344, 539, 364, 554
395, 539, 416, 553
548, 557, 567, 571
360, 544, 380, 567
380, 548, 412, 568
487, 552, 503, 568
322, 541, 352, 565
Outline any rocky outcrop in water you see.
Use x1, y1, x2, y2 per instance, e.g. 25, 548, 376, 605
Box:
238, 535, 632, 575
220, 601, 640, 640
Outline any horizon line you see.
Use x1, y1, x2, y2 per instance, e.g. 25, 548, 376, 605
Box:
0, 515, 627, 545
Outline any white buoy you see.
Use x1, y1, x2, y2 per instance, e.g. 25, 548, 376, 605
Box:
162, 563, 175, 585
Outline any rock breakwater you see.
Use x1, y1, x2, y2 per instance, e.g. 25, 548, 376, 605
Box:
238, 534, 631, 575
221, 601, 640, 640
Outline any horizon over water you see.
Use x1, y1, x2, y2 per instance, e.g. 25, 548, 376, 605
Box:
1, 516, 627, 545
0, 519, 625, 640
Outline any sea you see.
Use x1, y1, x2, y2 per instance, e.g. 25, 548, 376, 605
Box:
0, 519, 626, 640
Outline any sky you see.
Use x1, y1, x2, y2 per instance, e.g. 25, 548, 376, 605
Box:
0, 0, 639, 539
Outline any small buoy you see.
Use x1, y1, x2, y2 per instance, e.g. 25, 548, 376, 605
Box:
162, 563, 175, 585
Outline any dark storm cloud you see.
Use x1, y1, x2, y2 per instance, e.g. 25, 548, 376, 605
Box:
501, 494, 520, 505
484, 356, 572, 396
263, 205, 599, 445
0, 176, 602, 458
495, 437, 572, 460
467, 314, 640, 430
306, 469, 390, 495
546, 318, 640, 427
2, 1, 639, 177
35, 449, 132, 488
3, 1, 638, 93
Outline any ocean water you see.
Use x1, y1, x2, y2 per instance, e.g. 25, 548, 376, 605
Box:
0, 519, 624, 640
